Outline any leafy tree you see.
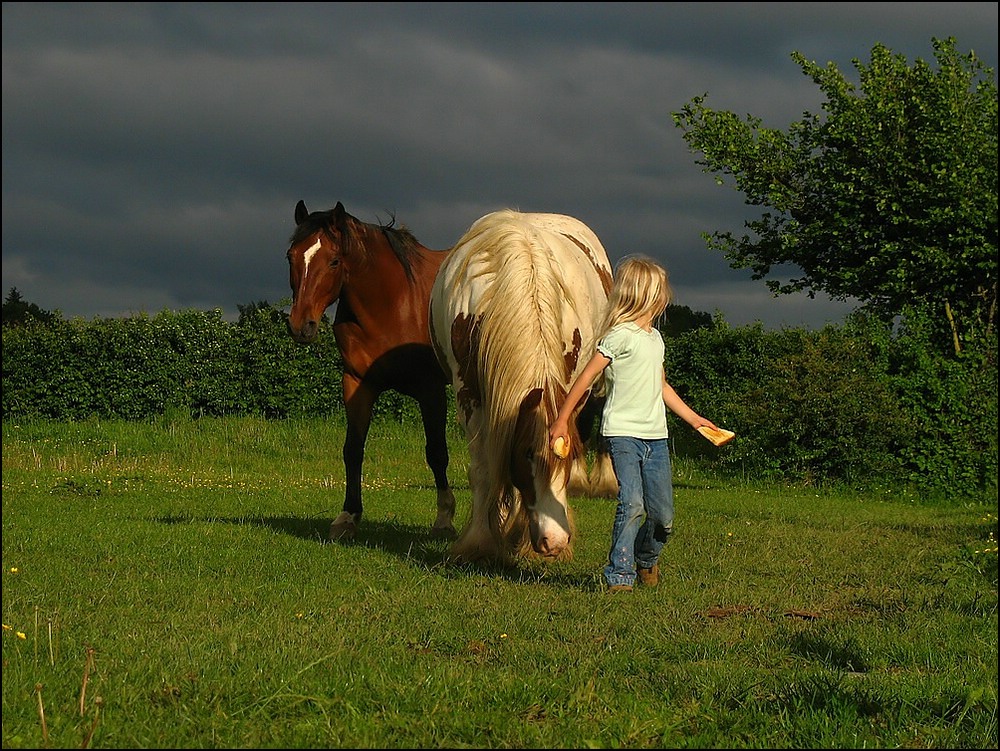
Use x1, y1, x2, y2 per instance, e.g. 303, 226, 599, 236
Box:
661, 303, 712, 338
672, 37, 997, 355
237, 299, 285, 327
2, 287, 57, 327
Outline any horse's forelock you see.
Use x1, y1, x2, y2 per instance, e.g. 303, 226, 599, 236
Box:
289, 207, 428, 286
289, 208, 337, 247
288, 209, 369, 264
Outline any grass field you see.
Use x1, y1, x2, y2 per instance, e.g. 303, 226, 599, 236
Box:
2, 415, 997, 748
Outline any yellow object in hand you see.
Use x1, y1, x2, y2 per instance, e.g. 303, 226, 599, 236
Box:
697, 426, 735, 446
553, 435, 570, 459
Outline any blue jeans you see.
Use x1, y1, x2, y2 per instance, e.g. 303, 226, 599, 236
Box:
603, 436, 675, 587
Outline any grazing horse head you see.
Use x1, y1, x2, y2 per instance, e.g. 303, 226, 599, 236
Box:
286, 200, 350, 343
430, 209, 615, 564
508, 387, 578, 558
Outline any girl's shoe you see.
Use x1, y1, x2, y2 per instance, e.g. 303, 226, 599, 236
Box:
637, 565, 659, 587
607, 584, 633, 593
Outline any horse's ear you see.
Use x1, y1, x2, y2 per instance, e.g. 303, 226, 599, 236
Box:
520, 388, 543, 414
295, 200, 308, 225
333, 201, 346, 222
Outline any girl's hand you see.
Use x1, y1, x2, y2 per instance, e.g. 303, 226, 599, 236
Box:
692, 416, 721, 432
551, 435, 570, 459
548, 420, 569, 449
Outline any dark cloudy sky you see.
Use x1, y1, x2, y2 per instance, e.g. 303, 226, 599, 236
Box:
3, 2, 997, 328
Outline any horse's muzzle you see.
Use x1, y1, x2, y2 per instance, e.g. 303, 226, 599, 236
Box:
529, 514, 571, 559
288, 319, 319, 343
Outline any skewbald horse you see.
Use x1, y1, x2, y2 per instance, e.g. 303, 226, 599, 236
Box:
286, 200, 456, 541
430, 209, 617, 563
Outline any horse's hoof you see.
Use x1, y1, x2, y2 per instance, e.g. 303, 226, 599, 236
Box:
330, 522, 356, 542
330, 512, 358, 542
431, 524, 457, 540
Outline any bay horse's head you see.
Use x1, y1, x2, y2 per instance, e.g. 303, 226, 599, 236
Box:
286, 199, 350, 343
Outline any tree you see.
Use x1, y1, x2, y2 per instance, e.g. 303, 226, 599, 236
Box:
2, 287, 57, 327
662, 303, 713, 339
237, 299, 285, 327
672, 37, 997, 354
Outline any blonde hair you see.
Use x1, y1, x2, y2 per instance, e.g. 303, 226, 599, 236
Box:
599, 255, 672, 336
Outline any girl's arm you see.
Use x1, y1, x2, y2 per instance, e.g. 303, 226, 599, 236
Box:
662, 370, 720, 431
548, 351, 611, 447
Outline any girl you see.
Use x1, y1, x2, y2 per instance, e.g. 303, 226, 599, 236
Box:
549, 255, 721, 592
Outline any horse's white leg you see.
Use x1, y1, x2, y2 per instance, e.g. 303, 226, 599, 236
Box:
589, 450, 618, 498
448, 430, 501, 562
567, 456, 591, 496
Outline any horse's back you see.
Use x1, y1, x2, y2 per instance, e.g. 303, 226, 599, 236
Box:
436, 209, 612, 313
513, 211, 611, 267
458, 210, 610, 264
430, 209, 613, 418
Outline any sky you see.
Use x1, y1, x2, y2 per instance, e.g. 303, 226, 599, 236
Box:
3, 2, 997, 329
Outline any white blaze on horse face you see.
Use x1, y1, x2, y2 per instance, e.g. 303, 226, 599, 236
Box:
302, 239, 322, 283
530, 471, 571, 558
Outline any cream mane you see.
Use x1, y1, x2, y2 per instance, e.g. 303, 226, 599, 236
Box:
447, 209, 583, 499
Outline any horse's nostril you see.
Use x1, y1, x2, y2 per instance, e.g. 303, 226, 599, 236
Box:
534, 535, 564, 558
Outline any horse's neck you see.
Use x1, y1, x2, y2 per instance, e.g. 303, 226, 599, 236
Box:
340, 227, 433, 327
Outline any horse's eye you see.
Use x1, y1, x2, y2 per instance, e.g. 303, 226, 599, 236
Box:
331, 258, 342, 269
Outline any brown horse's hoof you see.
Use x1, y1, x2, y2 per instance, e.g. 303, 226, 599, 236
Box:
431, 524, 457, 540
330, 512, 358, 542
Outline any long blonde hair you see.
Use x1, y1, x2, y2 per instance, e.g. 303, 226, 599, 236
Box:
598, 255, 672, 337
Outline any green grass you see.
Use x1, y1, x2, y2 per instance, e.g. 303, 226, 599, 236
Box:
2, 416, 997, 748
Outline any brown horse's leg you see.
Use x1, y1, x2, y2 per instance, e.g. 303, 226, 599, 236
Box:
333, 378, 378, 541
419, 382, 456, 539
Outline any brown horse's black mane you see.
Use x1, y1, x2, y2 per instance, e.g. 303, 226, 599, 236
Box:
290, 207, 423, 281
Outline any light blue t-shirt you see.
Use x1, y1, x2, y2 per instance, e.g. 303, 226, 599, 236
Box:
596, 322, 668, 439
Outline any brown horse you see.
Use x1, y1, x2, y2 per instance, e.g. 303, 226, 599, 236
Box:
286, 200, 456, 541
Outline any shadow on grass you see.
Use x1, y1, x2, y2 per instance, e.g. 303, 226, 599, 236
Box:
155, 513, 600, 588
